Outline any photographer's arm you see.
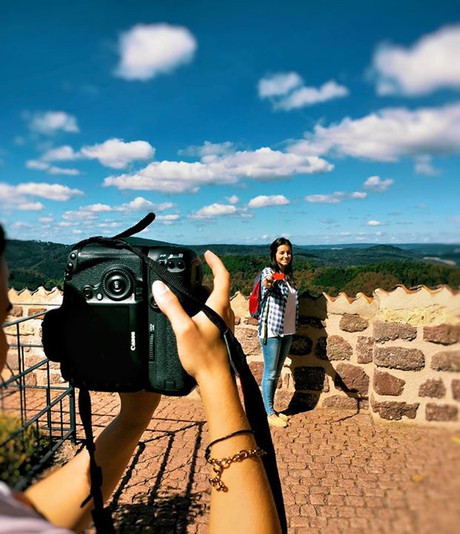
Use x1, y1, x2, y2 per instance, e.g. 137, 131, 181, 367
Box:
24, 391, 160, 531
152, 250, 281, 534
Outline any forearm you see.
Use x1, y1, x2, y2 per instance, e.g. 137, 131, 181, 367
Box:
25, 392, 161, 531
199, 372, 281, 534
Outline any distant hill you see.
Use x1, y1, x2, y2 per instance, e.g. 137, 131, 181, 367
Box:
4, 238, 460, 296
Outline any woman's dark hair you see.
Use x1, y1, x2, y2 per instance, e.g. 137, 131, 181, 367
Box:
269, 237, 293, 276
0, 225, 5, 257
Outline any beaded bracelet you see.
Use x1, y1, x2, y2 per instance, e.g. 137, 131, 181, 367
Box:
207, 446, 266, 492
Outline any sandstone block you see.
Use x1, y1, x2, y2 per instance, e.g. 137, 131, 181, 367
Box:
249, 361, 264, 384
418, 378, 446, 398
327, 335, 352, 361
374, 347, 425, 371
356, 336, 374, 363
8, 306, 23, 318
371, 398, 419, 420
28, 307, 47, 317
425, 403, 458, 422
340, 314, 369, 333
431, 351, 460, 372
374, 321, 417, 342
334, 363, 369, 395
290, 335, 313, 356
452, 380, 460, 401
314, 336, 328, 360
322, 395, 358, 410
243, 317, 259, 326
298, 316, 325, 329
424, 324, 460, 345
373, 370, 405, 396
293, 366, 326, 391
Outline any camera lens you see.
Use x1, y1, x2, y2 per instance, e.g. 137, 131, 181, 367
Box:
102, 269, 133, 300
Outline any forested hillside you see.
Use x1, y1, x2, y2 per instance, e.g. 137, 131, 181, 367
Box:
5, 238, 460, 297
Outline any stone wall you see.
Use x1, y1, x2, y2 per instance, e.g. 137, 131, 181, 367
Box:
231, 285, 460, 429
5, 284, 460, 428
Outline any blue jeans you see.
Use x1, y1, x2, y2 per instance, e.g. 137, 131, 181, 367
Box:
260, 335, 293, 415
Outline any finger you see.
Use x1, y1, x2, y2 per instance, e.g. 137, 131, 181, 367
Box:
152, 281, 193, 336
203, 250, 230, 299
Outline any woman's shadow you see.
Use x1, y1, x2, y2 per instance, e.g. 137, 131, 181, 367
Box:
283, 291, 365, 417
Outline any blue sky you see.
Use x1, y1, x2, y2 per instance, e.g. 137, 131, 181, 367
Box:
1, 0, 459, 246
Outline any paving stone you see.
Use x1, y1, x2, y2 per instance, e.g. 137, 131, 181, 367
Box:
79, 392, 460, 534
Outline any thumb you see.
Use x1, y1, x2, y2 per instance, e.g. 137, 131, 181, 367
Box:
151, 280, 191, 334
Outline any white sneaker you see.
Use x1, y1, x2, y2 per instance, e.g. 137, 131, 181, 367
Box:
267, 414, 288, 428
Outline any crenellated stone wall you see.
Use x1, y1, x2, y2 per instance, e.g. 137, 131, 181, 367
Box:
231, 285, 460, 429
5, 284, 460, 428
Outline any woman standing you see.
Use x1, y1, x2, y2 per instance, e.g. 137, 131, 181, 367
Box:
258, 238, 299, 428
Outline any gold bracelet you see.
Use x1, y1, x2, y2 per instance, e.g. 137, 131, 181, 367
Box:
207, 446, 266, 492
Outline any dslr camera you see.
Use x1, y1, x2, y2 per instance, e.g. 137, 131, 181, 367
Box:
43, 238, 203, 395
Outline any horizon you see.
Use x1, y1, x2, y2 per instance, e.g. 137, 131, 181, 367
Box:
1, 1, 460, 246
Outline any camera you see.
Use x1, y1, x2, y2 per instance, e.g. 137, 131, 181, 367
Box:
43, 238, 203, 395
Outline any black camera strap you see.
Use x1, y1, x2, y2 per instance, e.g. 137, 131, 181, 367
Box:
73, 214, 287, 534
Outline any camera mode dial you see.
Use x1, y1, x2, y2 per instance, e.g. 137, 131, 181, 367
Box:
102, 268, 133, 301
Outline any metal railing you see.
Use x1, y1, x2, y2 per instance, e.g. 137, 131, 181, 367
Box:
0, 311, 77, 490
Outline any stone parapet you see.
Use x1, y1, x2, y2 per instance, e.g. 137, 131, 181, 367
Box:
5, 284, 460, 429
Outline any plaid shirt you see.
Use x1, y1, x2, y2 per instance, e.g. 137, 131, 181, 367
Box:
258, 267, 299, 338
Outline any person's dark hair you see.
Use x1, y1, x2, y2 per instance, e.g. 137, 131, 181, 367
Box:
0, 225, 5, 258
269, 237, 293, 276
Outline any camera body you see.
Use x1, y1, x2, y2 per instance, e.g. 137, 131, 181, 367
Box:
52, 239, 202, 395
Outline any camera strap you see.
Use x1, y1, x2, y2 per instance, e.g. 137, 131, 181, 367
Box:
73, 214, 287, 534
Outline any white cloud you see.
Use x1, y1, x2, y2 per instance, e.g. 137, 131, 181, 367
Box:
372, 24, 460, 95
289, 103, 460, 161
227, 195, 239, 204
63, 210, 98, 221
258, 72, 349, 110
16, 182, 83, 201
116, 197, 174, 212
115, 23, 197, 81
349, 191, 367, 199
180, 141, 235, 158
258, 72, 302, 97
38, 216, 54, 223
190, 203, 237, 219
18, 202, 44, 211
367, 220, 381, 226
0, 182, 82, 205
248, 195, 290, 208
26, 159, 80, 175
104, 147, 332, 194
80, 138, 154, 169
414, 155, 439, 176
305, 192, 345, 204
27, 111, 79, 135
41, 145, 80, 161
363, 175, 394, 192
83, 204, 113, 213
156, 214, 180, 225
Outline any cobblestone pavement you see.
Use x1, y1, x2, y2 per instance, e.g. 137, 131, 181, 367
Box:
83, 392, 460, 534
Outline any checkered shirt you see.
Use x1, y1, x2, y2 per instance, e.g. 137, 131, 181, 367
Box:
258, 267, 299, 338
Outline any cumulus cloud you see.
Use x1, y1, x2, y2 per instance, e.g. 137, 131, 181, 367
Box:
372, 24, 460, 95
367, 220, 381, 226
304, 191, 366, 203
414, 155, 439, 176
18, 202, 44, 211
179, 141, 235, 158
156, 214, 180, 225
227, 195, 239, 204
289, 103, 460, 161
26, 160, 80, 175
26, 111, 79, 135
248, 195, 290, 208
16, 182, 84, 201
104, 147, 332, 194
115, 23, 197, 81
363, 175, 394, 192
41, 145, 80, 161
258, 72, 349, 110
80, 138, 154, 169
190, 203, 237, 219
0, 182, 83, 210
